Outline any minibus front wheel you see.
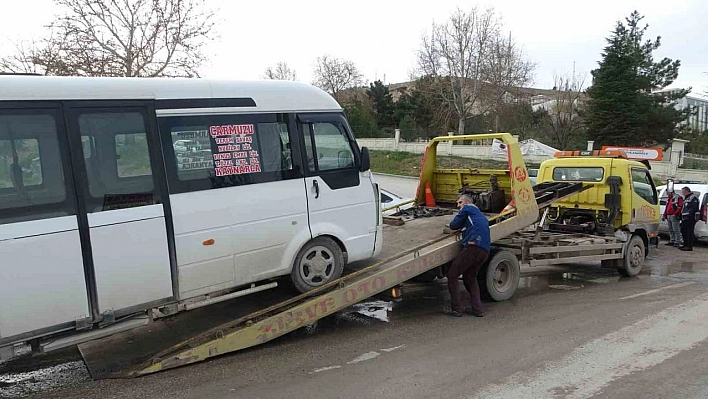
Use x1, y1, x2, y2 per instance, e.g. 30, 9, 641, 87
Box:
291, 236, 345, 293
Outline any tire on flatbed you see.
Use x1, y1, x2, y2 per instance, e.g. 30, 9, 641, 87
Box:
618, 234, 645, 277
479, 249, 521, 302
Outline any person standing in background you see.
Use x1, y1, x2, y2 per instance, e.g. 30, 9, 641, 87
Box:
680, 186, 700, 252
662, 189, 683, 247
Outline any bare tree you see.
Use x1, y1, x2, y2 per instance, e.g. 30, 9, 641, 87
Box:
417, 7, 534, 135
312, 55, 363, 101
488, 33, 535, 131
0, 40, 42, 74
545, 72, 586, 149
0, 37, 70, 75
264, 62, 297, 81
1, 0, 215, 77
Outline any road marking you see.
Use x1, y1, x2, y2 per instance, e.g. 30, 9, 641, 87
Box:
471, 293, 708, 399
347, 351, 380, 364
619, 282, 695, 300
309, 365, 342, 374
548, 284, 582, 291
309, 345, 404, 375
381, 345, 406, 353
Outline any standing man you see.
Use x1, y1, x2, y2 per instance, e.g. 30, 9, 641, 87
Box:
680, 186, 700, 252
444, 194, 491, 318
662, 189, 683, 247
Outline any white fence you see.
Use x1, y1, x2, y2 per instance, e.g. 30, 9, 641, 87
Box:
651, 162, 706, 183
357, 138, 552, 166
358, 136, 708, 183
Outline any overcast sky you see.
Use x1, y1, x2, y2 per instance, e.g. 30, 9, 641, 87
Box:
1, 0, 706, 98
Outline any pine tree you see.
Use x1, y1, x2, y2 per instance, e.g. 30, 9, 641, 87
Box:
585, 11, 691, 147
343, 101, 380, 138
366, 80, 395, 128
398, 115, 418, 142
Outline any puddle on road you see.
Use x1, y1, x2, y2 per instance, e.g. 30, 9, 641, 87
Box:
0, 361, 89, 398
643, 243, 708, 280
647, 259, 708, 281
516, 269, 621, 297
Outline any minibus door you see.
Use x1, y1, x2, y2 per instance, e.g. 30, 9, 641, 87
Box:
66, 104, 174, 318
298, 114, 377, 262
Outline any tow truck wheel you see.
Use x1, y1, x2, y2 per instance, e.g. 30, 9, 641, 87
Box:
291, 237, 345, 293
618, 235, 645, 277
479, 250, 520, 302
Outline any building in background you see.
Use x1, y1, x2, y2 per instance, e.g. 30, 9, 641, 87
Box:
658, 89, 708, 132
677, 95, 708, 132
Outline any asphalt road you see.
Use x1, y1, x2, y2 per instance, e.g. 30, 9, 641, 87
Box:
2, 241, 706, 399
2, 175, 708, 399
373, 173, 419, 199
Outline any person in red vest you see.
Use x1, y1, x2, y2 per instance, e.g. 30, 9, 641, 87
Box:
661, 189, 683, 247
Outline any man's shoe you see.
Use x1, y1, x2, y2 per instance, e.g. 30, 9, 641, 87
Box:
665, 241, 675, 246
465, 308, 485, 317
680, 247, 693, 251
443, 309, 463, 317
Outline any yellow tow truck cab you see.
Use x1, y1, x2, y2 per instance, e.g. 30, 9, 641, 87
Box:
537, 150, 660, 246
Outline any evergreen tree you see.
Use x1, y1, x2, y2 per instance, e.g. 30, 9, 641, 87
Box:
343, 101, 380, 138
366, 80, 395, 128
398, 115, 418, 142
393, 76, 455, 139
585, 11, 691, 147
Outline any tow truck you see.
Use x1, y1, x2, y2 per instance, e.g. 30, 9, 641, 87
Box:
76, 133, 651, 379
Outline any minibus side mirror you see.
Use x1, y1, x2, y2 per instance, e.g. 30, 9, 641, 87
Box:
360, 147, 371, 172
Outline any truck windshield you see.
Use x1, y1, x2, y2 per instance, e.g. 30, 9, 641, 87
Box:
552, 167, 604, 182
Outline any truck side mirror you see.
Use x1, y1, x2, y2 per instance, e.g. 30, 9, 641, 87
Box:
360, 147, 371, 172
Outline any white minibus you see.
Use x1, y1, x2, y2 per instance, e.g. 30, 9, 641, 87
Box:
0, 75, 382, 356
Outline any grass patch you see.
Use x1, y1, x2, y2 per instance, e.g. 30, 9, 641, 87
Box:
370, 150, 534, 177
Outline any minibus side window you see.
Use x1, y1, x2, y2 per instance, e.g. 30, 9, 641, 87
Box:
77, 111, 157, 212
0, 110, 74, 225
300, 122, 355, 172
159, 114, 302, 193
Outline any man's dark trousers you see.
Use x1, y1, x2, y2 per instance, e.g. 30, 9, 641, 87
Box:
447, 245, 489, 313
681, 218, 696, 249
